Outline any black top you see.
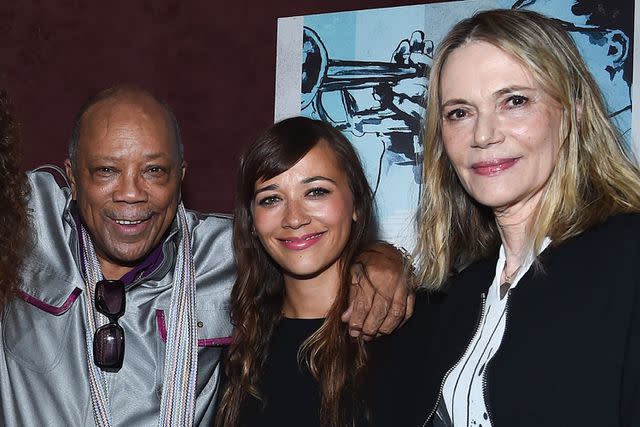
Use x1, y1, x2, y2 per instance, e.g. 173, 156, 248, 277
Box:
239, 317, 324, 427
369, 213, 640, 426
367, 293, 443, 427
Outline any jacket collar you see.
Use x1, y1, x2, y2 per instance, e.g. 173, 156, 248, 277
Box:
17, 194, 181, 314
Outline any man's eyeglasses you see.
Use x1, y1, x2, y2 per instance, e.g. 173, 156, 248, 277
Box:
93, 279, 125, 372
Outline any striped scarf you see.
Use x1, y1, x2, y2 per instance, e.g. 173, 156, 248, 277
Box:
81, 203, 198, 427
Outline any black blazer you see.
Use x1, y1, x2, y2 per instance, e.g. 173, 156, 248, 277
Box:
369, 213, 640, 426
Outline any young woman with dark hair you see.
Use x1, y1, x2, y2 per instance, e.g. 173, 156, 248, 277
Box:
218, 116, 376, 427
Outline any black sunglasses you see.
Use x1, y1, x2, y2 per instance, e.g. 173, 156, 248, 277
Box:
93, 279, 126, 372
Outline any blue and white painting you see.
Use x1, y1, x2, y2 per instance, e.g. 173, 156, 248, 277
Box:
275, 0, 635, 250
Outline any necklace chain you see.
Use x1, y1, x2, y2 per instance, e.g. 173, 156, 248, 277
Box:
503, 266, 519, 284
500, 263, 521, 299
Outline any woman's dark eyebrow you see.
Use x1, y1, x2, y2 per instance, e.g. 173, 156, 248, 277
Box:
302, 176, 337, 184
254, 176, 336, 197
254, 183, 278, 196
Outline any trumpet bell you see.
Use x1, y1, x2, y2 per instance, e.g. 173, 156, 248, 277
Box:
302, 27, 329, 110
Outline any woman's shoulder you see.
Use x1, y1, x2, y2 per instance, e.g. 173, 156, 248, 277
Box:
533, 212, 640, 292
556, 212, 640, 257
366, 290, 443, 360
365, 290, 444, 427
588, 212, 640, 237
612, 212, 640, 234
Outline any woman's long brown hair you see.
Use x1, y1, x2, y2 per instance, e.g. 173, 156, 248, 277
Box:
0, 90, 29, 310
218, 117, 374, 427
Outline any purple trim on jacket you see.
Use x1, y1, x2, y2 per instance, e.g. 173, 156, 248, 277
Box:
155, 309, 232, 347
17, 210, 167, 316
14, 287, 83, 316
73, 208, 165, 287
120, 244, 164, 287
72, 209, 164, 287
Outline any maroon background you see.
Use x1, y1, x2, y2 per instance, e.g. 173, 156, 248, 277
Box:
0, 1, 447, 213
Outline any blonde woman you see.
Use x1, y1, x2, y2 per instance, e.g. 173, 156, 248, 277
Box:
372, 9, 640, 427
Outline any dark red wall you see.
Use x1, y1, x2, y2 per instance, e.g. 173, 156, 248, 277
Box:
0, 1, 441, 213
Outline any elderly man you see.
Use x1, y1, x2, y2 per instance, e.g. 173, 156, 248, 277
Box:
0, 86, 410, 426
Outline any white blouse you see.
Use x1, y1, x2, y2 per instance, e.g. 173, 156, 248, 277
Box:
440, 238, 551, 426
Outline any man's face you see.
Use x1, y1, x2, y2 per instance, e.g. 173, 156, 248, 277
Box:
65, 95, 186, 279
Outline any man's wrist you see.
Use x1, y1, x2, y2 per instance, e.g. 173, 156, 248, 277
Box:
373, 240, 416, 288
390, 243, 416, 282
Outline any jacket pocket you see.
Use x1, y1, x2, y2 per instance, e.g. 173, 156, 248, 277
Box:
153, 308, 232, 397
2, 287, 81, 373
154, 309, 232, 347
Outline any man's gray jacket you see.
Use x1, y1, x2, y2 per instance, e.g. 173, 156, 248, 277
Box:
0, 169, 236, 426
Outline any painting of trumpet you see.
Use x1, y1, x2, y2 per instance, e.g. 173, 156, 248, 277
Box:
276, 0, 635, 250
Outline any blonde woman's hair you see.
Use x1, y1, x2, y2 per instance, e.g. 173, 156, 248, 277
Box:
416, 9, 640, 290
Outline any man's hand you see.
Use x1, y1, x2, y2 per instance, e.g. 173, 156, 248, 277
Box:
342, 242, 415, 340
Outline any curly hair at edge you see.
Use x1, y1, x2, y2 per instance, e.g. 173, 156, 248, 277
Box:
0, 90, 29, 310
217, 117, 375, 427
415, 9, 640, 290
